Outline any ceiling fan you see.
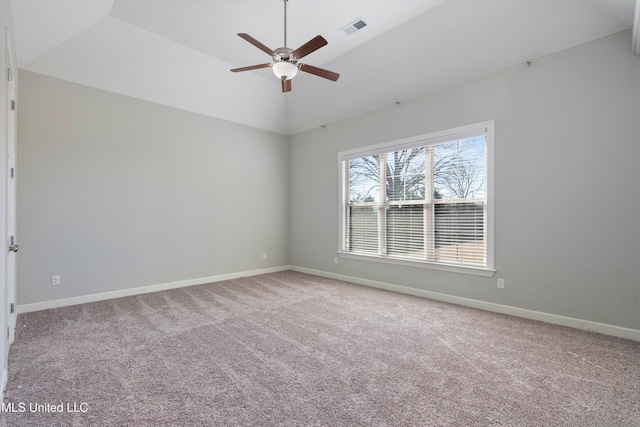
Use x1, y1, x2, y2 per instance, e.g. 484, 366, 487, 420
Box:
230, 0, 340, 93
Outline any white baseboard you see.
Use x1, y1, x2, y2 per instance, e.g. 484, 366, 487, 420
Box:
290, 266, 640, 342
17, 266, 289, 314
17, 265, 640, 342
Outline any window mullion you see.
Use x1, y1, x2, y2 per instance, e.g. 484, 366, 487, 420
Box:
378, 154, 387, 255
342, 161, 350, 251
425, 145, 434, 261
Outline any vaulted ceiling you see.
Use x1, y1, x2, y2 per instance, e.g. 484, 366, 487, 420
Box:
9, 0, 638, 135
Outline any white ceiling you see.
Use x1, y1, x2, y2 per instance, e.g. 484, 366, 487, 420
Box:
9, 0, 637, 135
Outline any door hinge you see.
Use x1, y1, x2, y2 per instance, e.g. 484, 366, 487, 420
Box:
10, 303, 14, 314
11, 100, 15, 111
10, 167, 15, 179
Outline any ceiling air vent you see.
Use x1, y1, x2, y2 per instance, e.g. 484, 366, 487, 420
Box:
342, 18, 367, 35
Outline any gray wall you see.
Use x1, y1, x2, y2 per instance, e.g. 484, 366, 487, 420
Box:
18, 70, 290, 305
290, 30, 640, 331
17, 30, 640, 331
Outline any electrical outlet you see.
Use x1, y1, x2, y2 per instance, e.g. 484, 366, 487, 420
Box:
497, 278, 505, 289
262, 253, 268, 260
334, 256, 339, 264
51, 275, 61, 286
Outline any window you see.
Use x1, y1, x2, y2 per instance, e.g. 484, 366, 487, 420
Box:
339, 122, 494, 276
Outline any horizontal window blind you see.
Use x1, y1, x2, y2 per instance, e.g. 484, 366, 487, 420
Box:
387, 205, 425, 259
347, 206, 379, 254
434, 202, 486, 266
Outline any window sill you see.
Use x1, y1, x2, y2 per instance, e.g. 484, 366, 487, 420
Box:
337, 252, 496, 277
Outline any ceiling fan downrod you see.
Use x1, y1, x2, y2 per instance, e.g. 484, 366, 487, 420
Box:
283, 0, 288, 48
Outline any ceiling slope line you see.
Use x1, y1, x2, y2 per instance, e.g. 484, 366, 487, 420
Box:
12, 0, 113, 67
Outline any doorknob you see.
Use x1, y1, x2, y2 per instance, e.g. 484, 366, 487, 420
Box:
9, 244, 18, 253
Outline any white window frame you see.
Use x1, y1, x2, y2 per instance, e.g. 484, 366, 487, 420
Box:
338, 121, 495, 277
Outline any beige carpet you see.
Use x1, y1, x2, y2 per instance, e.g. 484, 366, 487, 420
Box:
1, 271, 639, 426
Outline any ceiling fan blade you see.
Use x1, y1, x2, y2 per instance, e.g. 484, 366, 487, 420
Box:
238, 33, 276, 56
291, 35, 328, 59
299, 64, 340, 82
281, 79, 292, 93
230, 63, 272, 73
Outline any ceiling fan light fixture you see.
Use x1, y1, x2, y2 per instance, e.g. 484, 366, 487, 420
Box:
272, 61, 298, 80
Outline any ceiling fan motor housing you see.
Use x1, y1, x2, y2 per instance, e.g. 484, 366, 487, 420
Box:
273, 47, 299, 80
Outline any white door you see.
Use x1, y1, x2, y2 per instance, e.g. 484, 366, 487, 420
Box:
5, 46, 17, 349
